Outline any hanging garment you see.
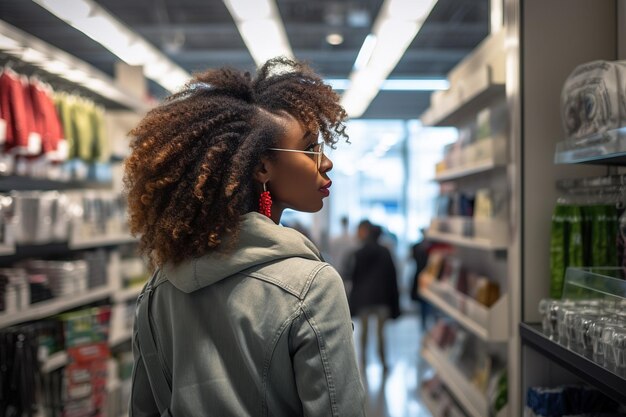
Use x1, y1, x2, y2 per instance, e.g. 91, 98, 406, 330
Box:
54, 93, 75, 158
0, 69, 30, 152
29, 80, 64, 157
90, 105, 109, 162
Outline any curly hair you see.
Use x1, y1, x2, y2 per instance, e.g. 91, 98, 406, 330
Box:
124, 57, 348, 269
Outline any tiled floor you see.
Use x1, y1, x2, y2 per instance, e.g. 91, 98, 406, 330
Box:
353, 313, 433, 417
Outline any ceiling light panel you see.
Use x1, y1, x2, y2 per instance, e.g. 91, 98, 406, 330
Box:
223, 0, 294, 67
32, 0, 190, 92
341, 0, 439, 118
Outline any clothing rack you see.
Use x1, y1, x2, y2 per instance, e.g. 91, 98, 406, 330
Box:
0, 53, 112, 109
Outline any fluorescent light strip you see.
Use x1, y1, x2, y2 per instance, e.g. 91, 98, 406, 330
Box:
341, 0, 439, 118
353, 34, 377, 71
223, 0, 294, 67
326, 78, 448, 91
33, 0, 190, 92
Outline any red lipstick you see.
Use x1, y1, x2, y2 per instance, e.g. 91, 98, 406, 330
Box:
319, 180, 332, 196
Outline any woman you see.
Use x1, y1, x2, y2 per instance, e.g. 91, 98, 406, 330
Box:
348, 222, 400, 372
125, 58, 366, 416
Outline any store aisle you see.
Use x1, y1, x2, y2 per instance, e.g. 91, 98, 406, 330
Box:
353, 313, 432, 417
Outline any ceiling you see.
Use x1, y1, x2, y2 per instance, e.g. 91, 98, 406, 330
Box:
0, 0, 489, 119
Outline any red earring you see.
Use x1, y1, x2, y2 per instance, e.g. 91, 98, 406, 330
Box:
258, 182, 272, 218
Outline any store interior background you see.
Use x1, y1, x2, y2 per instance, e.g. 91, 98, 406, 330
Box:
1, 0, 626, 417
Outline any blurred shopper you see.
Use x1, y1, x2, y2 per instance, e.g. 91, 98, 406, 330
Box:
410, 228, 432, 331
327, 215, 357, 293
348, 221, 400, 372
125, 58, 365, 417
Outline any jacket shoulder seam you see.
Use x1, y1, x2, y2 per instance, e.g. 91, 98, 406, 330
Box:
243, 261, 328, 299
299, 263, 330, 299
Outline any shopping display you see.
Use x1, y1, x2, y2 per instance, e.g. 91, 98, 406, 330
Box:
0, 26, 143, 417
424, 319, 508, 412
525, 385, 625, 417
419, 29, 514, 417
0, 305, 112, 417
421, 376, 467, 417
561, 60, 626, 141
0, 65, 111, 181
539, 297, 626, 372
0, 190, 128, 248
538, 267, 626, 376
419, 251, 501, 309
549, 203, 622, 298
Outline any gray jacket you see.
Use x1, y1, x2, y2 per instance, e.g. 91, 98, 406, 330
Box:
130, 212, 366, 417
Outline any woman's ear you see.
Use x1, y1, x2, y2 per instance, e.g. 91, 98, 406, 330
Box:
253, 157, 272, 184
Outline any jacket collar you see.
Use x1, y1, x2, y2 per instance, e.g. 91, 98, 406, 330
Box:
163, 212, 322, 293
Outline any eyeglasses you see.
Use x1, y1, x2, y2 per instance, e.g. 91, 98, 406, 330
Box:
267, 142, 325, 169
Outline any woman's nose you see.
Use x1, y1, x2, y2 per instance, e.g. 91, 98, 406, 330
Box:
320, 153, 333, 173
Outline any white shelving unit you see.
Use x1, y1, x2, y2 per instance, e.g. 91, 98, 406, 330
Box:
421, 281, 509, 342
421, 31, 505, 128
422, 341, 491, 417
434, 159, 500, 182
427, 217, 509, 250
433, 136, 508, 182
419, 26, 514, 416
426, 230, 508, 250
0, 285, 113, 328
421, 80, 505, 127
0, 244, 15, 256
420, 388, 442, 417
112, 285, 143, 303
109, 329, 132, 347
69, 233, 138, 250
421, 388, 467, 417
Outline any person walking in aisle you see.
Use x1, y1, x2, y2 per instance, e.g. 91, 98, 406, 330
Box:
348, 220, 400, 373
327, 215, 358, 294
410, 228, 433, 331
125, 58, 366, 417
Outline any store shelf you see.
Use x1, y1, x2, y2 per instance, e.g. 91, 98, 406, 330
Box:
0, 175, 113, 192
421, 31, 505, 127
428, 217, 508, 250
426, 230, 508, 250
434, 159, 501, 182
421, 282, 509, 342
0, 237, 137, 262
422, 82, 505, 127
69, 234, 137, 250
422, 341, 490, 417
112, 285, 143, 303
0, 244, 15, 256
41, 350, 69, 373
554, 127, 626, 165
0, 285, 112, 328
520, 323, 626, 404
420, 388, 445, 417
109, 329, 132, 347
